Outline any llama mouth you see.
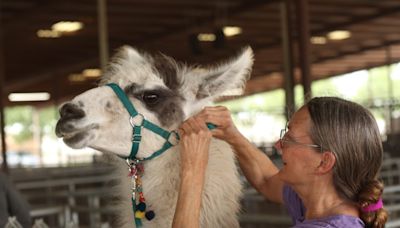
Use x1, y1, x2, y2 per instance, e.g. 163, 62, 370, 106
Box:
63, 131, 92, 147
61, 125, 98, 148
56, 123, 98, 140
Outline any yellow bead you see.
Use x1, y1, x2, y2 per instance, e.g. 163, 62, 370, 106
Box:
135, 211, 145, 219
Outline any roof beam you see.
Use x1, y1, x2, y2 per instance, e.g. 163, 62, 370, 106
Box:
252, 4, 400, 50
4, 59, 97, 94
314, 40, 400, 64
313, 6, 400, 35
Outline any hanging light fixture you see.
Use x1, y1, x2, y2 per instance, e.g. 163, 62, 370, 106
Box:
311, 36, 327, 44
327, 30, 351, 40
223, 26, 242, 37
52, 21, 84, 33
8, 92, 51, 102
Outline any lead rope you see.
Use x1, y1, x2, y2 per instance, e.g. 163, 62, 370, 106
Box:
106, 83, 215, 227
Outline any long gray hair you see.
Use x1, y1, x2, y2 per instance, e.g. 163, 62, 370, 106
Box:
306, 97, 387, 228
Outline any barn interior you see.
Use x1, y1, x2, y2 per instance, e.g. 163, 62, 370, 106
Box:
1, 0, 400, 227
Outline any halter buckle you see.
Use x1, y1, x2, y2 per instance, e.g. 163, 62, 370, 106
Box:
130, 114, 145, 127
168, 131, 179, 146
132, 134, 142, 143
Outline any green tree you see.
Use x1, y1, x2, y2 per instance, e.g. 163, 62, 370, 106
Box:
39, 106, 59, 138
5, 106, 33, 143
219, 89, 285, 114
5, 105, 59, 144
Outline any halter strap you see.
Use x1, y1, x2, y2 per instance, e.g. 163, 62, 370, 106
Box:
106, 83, 177, 161
107, 83, 138, 117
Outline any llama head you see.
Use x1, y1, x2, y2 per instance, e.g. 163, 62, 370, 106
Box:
55, 46, 253, 158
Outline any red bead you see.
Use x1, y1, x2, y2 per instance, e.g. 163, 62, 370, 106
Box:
139, 192, 145, 202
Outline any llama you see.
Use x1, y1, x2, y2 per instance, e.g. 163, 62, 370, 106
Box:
55, 46, 254, 228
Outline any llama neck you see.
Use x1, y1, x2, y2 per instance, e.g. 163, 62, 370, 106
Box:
140, 146, 181, 225
112, 146, 180, 227
142, 145, 181, 188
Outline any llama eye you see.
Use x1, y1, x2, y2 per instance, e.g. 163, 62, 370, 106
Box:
142, 92, 159, 105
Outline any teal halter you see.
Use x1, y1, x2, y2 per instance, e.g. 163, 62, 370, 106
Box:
107, 83, 180, 161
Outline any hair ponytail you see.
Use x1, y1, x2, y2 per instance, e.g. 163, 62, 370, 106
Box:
358, 180, 388, 228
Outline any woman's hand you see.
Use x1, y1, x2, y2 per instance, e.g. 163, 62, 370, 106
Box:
173, 116, 211, 228
178, 116, 212, 175
197, 106, 241, 145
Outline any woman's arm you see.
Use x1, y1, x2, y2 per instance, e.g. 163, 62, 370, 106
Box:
172, 116, 212, 228
199, 106, 284, 203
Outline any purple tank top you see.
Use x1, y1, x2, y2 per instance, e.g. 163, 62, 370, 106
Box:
283, 185, 365, 227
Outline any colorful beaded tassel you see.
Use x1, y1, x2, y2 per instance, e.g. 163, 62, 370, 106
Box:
128, 159, 156, 227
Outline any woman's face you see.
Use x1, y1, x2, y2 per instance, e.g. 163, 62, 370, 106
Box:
275, 107, 323, 186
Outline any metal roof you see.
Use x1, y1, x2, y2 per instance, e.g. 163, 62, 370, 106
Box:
1, 0, 400, 106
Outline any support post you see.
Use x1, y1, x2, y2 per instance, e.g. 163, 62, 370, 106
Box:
386, 46, 394, 134
0, 71, 7, 174
295, 0, 312, 101
280, 0, 295, 119
0, 4, 8, 173
97, 0, 109, 72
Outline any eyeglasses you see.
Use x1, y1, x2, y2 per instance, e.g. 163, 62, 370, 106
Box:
279, 127, 322, 152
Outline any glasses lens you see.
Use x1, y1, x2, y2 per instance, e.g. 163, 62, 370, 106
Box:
280, 129, 286, 148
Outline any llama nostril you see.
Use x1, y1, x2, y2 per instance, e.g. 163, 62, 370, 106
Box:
60, 103, 85, 120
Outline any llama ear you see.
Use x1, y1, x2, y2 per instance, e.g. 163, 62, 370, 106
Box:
195, 47, 254, 99
103, 45, 146, 78
116, 45, 144, 62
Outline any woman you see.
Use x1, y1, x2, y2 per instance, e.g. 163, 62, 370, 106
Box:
173, 97, 388, 228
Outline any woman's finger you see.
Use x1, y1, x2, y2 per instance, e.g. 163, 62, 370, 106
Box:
193, 116, 208, 131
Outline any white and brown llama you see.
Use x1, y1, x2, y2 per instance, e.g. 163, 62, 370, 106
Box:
55, 46, 254, 228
